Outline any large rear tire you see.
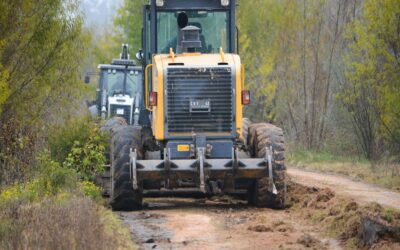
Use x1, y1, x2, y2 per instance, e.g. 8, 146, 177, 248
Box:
242, 118, 251, 145
110, 126, 144, 211
247, 123, 286, 209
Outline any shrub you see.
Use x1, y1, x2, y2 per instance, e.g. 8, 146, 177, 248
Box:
49, 117, 107, 165
62, 125, 107, 180
81, 181, 102, 203
48, 117, 94, 164
0, 154, 77, 205
48, 117, 107, 180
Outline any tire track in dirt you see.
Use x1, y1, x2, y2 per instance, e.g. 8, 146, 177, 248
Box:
119, 198, 341, 250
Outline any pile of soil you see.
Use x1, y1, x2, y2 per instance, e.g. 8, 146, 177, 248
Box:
286, 181, 400, 248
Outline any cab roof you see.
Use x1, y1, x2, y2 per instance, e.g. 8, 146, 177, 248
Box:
98, 64, 142, 71
149, 0, 233, 10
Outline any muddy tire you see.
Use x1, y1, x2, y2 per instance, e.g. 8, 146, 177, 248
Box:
242, 118, 251, 145
110, 126, 144, 211
101, 117, 128, 132
248, 123, 286, 209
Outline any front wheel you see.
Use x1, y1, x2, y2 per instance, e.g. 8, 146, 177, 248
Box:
110, 126, 144, 211
247, 123, 286, 209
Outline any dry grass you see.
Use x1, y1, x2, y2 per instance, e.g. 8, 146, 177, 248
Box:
0, 195, 136, 250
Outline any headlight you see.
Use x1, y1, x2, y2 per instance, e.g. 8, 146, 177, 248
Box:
221, 0, 230, 6
156, 0, 164, 7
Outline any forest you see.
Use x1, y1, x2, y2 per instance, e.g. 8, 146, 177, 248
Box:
0, 0, 399, 248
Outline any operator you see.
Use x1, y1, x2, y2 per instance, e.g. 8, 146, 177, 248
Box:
162, 12, 189, 53
163, 12, 208, 53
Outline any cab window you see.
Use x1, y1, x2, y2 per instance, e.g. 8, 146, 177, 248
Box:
102, 69, 140, 97
157, 10, 229, 53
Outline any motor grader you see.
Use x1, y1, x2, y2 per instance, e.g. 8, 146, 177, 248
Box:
107, 0, 286, 210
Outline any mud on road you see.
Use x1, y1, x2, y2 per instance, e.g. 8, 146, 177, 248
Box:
117, 169, 400, 250
119, 197, 340, 250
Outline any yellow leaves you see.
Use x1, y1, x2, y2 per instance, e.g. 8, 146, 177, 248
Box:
0, 187, 17, 202
0, 67, 10, 115
0, 41, 10, 115
80, 181, 102, 202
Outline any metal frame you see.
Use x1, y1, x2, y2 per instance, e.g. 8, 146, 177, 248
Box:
131, 148, 271, 192
128, 145, 279, 193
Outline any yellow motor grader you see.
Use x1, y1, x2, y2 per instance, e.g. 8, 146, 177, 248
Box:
107, 0, 286, 211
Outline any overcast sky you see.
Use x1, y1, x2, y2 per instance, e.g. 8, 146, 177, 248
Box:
81, 0, 123, 27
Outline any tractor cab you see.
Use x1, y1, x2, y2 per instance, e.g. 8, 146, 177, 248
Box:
94, 45, 143, 125
140, 0, 237, 65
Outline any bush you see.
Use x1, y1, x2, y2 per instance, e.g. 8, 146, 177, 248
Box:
81, 181, 102, 203
0, 118, 134, 250
62, 125, 106, 180
48, 117, 108, 180
49, 117, 107, 164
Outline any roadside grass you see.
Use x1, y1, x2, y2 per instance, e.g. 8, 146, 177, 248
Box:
0, 152, 136, 250
0, 181, 137, 250
287, 148, 400, 191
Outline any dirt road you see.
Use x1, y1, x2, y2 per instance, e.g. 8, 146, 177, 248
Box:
120, 198, 341, 250
119, 168, 400, 250
288, 168, 400, 209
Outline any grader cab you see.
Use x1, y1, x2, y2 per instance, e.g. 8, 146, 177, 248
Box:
108, 0, 286, 211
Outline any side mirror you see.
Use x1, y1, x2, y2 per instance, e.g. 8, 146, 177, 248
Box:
84, 75, 90, 84
136, 49, 143, 61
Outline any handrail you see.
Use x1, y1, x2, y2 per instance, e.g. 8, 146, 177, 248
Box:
219, 47, 225, 63
145, 64, 153, 111
241, 64, 245, 89
169, 48, 175, 63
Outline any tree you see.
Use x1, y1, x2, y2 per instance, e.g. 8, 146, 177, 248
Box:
114, 0, 147, 53
238, 0, 283, 123
0, 0, 90, 184
238, 0, 351, 149
340, 0, 400, 160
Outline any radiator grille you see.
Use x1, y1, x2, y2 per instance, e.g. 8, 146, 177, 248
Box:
109, 104, 132, 124
166, 67, 233, 134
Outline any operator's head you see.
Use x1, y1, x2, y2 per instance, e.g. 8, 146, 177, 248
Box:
177, 12, 188, 29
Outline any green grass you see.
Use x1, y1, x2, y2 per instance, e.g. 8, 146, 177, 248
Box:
288, 147, 369, 163
288, 148, 400, 191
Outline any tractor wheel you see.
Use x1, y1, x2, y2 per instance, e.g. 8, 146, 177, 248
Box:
110, 126, 144, 211
247, 123, 286, 209
242, 118, 251, 145
101, 117, 128, 132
